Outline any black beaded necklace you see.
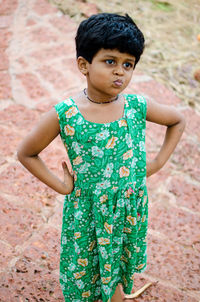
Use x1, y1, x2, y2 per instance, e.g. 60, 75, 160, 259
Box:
83, 88, 119, 104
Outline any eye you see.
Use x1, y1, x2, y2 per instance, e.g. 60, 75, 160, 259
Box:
123, 62, 133, 69
105, 59, 115, 65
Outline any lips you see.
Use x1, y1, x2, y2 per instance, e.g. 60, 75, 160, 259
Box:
113, 79, 123, 87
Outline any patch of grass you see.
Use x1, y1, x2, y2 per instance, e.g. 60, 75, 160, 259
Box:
150, 0, 174, 12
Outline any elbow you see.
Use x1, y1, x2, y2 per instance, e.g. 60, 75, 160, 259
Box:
17, 147, 24, 164
179, 112, 186, 131
17, 144, 28, 165
169, 111, 186, 131
173, 112, 186, 136
17, 145, 38, 164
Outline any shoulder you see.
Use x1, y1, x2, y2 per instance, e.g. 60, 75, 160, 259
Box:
54, 98, 74, 114
54, 98, 78, 121
146, 98, 185, 126
124, 93, 147, 107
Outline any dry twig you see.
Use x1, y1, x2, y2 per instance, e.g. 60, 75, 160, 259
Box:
124, 282, 153, 299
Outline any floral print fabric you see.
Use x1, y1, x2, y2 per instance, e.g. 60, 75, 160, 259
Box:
54, 94, 148, 302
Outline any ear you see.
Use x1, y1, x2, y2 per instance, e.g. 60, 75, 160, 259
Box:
77, 56, 89, 76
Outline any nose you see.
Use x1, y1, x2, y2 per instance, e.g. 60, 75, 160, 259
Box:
113, 64, 124, 76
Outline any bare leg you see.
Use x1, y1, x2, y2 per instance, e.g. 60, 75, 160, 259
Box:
118, 283, 126, 299
111, 284, 123, 302
93, 283, 124, 302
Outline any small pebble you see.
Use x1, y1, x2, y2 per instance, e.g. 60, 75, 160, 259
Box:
194, 70, 200, 82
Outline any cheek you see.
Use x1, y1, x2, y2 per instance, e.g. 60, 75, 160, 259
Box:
89, 67, 104, 78
125, 70, 134, 80
122, 72, 133, 87
89, 68, 110, 82
125, 73, 132, 82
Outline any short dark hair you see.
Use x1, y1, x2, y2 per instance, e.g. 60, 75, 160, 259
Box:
75, 13, 145, 66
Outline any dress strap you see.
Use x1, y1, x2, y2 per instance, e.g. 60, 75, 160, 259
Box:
123, 94, 147, 122
124, 94, 147, 191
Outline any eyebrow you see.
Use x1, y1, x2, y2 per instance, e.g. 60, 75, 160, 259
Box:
102, 55, 135, 62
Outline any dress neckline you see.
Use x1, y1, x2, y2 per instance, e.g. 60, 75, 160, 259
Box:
70, 94, 127, 126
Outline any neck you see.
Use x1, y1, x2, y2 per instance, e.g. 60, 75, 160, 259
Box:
84, 89, 119, 104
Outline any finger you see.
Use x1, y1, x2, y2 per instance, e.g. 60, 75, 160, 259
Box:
62, 161, 74, 181
62, 160, 66, 168
62, 161, 70, 173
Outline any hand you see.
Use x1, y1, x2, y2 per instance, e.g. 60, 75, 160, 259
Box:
146, 158, 161, 177
61, 161, 75, 195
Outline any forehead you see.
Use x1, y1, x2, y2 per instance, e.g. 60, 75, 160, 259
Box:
94, 48, 136, 61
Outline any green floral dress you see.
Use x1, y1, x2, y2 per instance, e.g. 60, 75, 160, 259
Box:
54, 94, 148, 302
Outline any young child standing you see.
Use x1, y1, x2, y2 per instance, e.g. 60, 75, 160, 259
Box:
17, 13, 185, 302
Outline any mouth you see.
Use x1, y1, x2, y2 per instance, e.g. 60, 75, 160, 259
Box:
113, 79, 123, 87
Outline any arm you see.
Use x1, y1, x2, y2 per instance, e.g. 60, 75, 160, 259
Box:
17, 109, 74, 195
146, 98, 186, 177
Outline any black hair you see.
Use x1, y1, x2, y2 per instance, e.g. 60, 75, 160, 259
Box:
75, 13, 145, 66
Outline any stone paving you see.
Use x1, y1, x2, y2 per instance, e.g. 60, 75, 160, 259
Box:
0, 0, 200, 301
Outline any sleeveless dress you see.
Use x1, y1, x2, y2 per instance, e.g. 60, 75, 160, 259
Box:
54, 94, 148, 302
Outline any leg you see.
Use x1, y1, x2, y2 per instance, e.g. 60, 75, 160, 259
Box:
111, 284, 124, 302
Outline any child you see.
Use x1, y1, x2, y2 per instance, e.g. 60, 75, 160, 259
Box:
17, 13, 185, 302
